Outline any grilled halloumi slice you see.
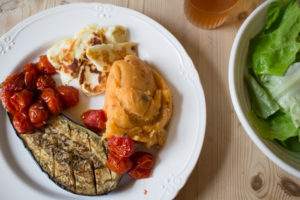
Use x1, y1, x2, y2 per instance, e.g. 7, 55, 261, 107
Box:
86, 42, 137, 72
47, 38, 78, 85
80, 41, 137, 95
47, 24, 136, 96
104, 25, 127, 43
73, 24, 106, 61
47, 24, 105, 85
78, 60, 108, 96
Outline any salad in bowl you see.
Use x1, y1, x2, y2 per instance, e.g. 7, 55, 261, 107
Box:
229, 0, 300, 177
246, 0, 300, 152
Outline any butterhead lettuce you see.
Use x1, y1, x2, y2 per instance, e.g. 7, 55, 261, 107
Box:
258, 62, 300, 128
246, 0, 300, 152
248, 0, 300, 75
245, 74, 279, 119
248, 110, 299, 141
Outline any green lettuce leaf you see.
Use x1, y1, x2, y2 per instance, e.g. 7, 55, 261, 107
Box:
245, 74, 279, 119
258, 62, 300, 127
248, 109, 299, 141
248, 0, 300, 75
282, 136, 300, 152
265, 0, 290, 32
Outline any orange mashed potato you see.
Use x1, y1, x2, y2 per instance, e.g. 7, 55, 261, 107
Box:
103, 55, 172, 147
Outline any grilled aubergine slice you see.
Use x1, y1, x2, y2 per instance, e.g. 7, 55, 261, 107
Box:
9, 114, 121, 196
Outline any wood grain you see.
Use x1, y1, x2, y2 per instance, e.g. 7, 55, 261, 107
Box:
1, 0, 300, 199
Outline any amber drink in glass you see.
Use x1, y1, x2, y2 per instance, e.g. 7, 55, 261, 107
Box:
184, 0, 239, 29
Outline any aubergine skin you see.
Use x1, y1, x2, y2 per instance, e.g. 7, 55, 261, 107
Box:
9, 114, 121, 196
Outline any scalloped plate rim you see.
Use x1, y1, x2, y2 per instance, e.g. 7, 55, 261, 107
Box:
0, 2, 207, 200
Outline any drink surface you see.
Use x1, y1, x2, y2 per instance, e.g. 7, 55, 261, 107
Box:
189, 0, 239, 13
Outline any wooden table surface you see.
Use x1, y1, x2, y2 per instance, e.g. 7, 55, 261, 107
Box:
1, 0, 300, 199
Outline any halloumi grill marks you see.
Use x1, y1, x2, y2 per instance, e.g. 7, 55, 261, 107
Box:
47, 24, 137, 96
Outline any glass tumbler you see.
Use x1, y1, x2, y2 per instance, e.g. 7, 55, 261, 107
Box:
184, 0, 239, 29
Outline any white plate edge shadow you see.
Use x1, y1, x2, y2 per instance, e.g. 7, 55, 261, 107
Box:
0, 2, 207, 200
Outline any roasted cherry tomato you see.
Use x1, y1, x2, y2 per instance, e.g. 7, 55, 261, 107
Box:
128, 152, 154, 179
56, 86, 79, 108
40, 88, 62, 115
107, 136, 135, 158
23, 63, 37, 72
13, 111, 34, 134
0, 72, 24, 92
128, 168, 152, 179
36, 75, 56, 91
32, 121, 46, 128
25, 70, 38, 90
37, 55, 56, 75
81, 109, 107, 132
29, 100, 49, 127
107, 151, 133, 175
0, 89, 17, 114
10, 89, 34, 111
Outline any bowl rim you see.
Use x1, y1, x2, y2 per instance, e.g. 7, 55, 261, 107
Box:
228, 0, 300, 178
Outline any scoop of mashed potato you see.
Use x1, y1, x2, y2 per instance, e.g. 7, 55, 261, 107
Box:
103, 55, 172, 147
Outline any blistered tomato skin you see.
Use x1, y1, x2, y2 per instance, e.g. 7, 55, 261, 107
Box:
40, 88, 62, 115
10, 89, 34, 111
37, 55, 56, 75
128, 168, 152, 179
36, 75, 56, 91
0, 72, 24, 92
13, 111, 34, 134
107, 136, 135, 158
81, 110, 107, 132
128, 152, 154, 179
107, 151, 133, 175
0, 90, 17, 114
56, 86, 79, 108
23, 63, 37, 72
29, 100, 49, 126
25, 70, 38, 90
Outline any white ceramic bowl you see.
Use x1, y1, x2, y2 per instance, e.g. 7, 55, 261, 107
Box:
229, 0, 300, 178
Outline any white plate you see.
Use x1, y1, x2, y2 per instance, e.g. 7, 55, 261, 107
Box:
229, 0, 300, 178
0, 3, 206, 200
